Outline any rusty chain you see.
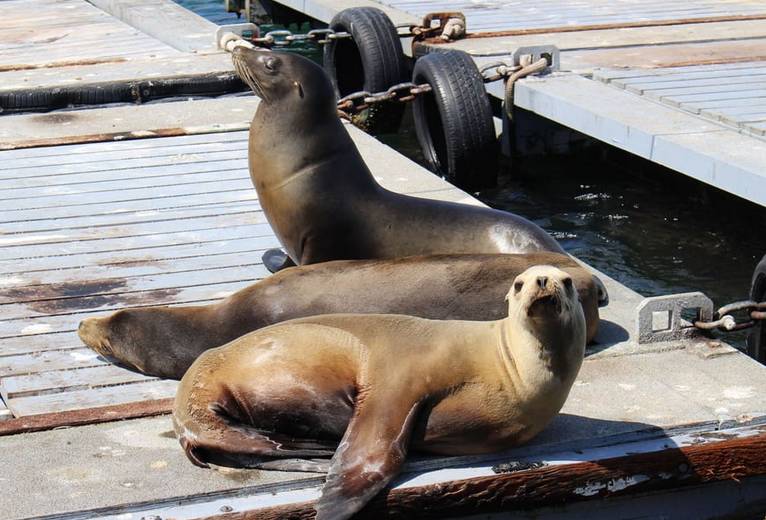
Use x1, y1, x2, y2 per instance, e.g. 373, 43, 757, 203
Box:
336, 82, 432, 117
694, 300, 766, 332
249, 28, 352, 47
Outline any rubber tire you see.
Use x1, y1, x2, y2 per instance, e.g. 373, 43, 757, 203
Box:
323, 7, 408, 133
747, 254, 766, 363
412, 50, 498, 191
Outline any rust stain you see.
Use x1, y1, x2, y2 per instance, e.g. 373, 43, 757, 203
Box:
0, 57, 127, 73
0, 398, 173, 435
29, 113, 79, 124
95, 256, 161, 268
425, 13, 766, 43
0, 127, 191, 151
2, 279, 181, 313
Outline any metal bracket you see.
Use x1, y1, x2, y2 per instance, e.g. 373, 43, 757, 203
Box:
636, 292, 714, 344
512, 45, 560, 72
215, 23, 260, 49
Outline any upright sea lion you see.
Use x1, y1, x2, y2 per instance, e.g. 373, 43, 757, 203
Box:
78, 253, 606, 379
173, 265, 586, 520
231, 47, 564, 272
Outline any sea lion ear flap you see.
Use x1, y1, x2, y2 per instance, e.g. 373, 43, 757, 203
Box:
314, 392, 422, 520
294, 81, 304, 98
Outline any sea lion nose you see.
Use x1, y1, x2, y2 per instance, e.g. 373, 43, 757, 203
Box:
537, 276, 548, 289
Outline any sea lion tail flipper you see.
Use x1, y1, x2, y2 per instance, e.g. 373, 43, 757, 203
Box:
174, 399, 335, 469
314, 394, 422, 520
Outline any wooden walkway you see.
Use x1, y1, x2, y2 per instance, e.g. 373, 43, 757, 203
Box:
0, 132, 270, 417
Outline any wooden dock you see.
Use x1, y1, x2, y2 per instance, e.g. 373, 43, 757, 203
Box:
1, 0, 766, 518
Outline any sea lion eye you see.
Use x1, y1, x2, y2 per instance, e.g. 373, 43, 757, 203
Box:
514, 281, 524, 293
563, 277, 573, 290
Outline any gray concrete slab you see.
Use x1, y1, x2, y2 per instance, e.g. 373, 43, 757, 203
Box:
0, 415, 312, 519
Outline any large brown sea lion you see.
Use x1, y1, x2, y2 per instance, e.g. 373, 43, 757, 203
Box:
78, 253, 606, 379
173, 265, 586, 520
231, 47, 564, 272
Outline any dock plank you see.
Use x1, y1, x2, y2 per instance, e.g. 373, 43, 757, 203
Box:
7, 379, 177, 417
0, 365, 156, 400
0, 233, 279, 274
0, 0, 180, 71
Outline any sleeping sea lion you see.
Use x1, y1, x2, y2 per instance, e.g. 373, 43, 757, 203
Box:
78, 253, 606, 379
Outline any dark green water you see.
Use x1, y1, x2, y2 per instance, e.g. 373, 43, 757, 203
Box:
180, 0, 766, 344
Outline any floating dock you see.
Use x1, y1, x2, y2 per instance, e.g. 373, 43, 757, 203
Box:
2, 0, 766, 518
271, 0, 766, 207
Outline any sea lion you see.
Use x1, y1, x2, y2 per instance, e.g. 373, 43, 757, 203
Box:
173, 265, 586, 520
78, 253, 606, 380
231, 47, 565, 272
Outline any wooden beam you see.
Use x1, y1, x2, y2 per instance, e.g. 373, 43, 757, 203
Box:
0, 397, 173, 435
193, 430, 766, 519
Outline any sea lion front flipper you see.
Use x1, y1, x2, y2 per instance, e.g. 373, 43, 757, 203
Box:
314, 393, 422, 520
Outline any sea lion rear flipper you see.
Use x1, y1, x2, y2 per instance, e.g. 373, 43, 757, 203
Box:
314, 394, 422, 520
261, 248, 296, 273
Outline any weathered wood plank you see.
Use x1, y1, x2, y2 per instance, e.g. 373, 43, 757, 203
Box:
0, 348, 107, 378
0, 263, 270, 318
0, 150, 246, 183
7, 379, 177, 416
0, 364, 155, 400
623, 75, 766, 94
0, 280, 250, 338
0, 198, 259, 234
88, 0, 218, 53
0, 172, 252, 208
208, 429, 766, 520
0, 129, 246, 161
0, 139, 246, 174
0, 222, 274, 261
1, 191, 256, 224
0, 213, 270, 251
593, 61, 766, 82
0, 233, 278, 275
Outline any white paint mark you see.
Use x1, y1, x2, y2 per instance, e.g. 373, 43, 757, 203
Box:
715, 407, 730, 414
0, 276, 24, 286
0, 234, 68, 245
618, 383, 636, 391
574, 475, 650, 496
723, 386, 755, 399
21, 323, 51, 335
674, 384, 690, 391
70, 351, 98, 361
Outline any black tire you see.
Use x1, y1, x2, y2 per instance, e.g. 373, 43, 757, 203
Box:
323, 7, 408, 133
747, 254, 766, 363
412, 50, 498, 191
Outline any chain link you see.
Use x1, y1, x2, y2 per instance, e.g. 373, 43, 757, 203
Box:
250, 28, 352, 47
336, 82, 432, 115
694, 300, 766, 332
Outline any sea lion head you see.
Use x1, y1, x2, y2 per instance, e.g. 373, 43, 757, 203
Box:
78, 309, 199, 379
231, 48, 335, 112
507, 265, 581, 324
78, 312, 145, 371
